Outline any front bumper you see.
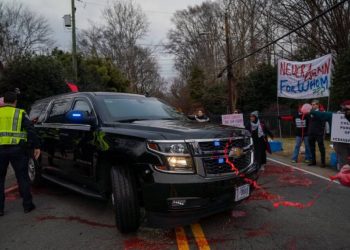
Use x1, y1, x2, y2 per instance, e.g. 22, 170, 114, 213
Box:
142, 163, 259, 227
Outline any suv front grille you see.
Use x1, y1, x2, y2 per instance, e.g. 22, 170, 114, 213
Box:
202, 152, 252, 175
198, 138, 249, 153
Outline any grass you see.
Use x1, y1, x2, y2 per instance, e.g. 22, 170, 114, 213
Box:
272, 137, 333, 165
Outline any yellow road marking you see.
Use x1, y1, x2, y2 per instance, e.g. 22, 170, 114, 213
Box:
175, 227, 190, 250
191, 223, 211, 250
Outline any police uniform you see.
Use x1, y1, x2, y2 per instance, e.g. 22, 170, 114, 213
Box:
0, 105, 40, 214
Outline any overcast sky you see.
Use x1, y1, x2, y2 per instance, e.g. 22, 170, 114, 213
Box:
6, 0, 209, 79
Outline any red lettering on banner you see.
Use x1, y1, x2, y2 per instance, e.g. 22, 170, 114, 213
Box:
286, 63, 291, 75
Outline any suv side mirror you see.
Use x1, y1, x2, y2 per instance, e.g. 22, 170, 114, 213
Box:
65, 110, 95, 125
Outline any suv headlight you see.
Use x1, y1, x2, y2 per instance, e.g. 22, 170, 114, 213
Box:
147, 141, 194, 173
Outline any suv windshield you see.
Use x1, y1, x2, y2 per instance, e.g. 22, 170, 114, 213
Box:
96, 95, 186, 122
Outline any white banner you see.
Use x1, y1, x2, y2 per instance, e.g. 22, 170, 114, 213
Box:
331, 114, 350, 144
277, 54, 332, 99
222, 114, 244, 128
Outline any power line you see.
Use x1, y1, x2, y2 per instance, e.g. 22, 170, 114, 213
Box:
217, 0, 349, 78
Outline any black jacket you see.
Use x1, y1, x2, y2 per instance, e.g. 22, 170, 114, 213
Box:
308, 111, 326, 136
22, 112, 40, 149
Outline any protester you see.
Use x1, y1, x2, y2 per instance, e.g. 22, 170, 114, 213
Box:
195, 110, 210, 122
245, 111, 274, 169
279, 107, 312, 163
304, 100, 350, 169
0, 91, 41, 216
307, 100, 326, 167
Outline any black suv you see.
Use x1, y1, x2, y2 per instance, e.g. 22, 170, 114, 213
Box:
28, 92, 258, 233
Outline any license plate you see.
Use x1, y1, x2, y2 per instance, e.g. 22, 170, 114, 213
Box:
235, 184, 250, 201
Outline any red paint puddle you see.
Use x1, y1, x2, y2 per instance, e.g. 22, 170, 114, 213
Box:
36, 215, 115, 228
279, 175, 313, 187
245, 224, 271, 238
261, 164, 294, 175
273, 201, 314, 209
5, 190, 20, 201
124, 238, 173, 250
231, 210, 247, 218
248, 190, 281, 201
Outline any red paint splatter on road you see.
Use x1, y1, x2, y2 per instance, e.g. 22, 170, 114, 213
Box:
231, 210, 247, 218
248, 190, 281, 201
279, 175, 313, 187
245, 224, 271, 238
36, 215, 115, 228
124, 238, 173, 250
261, 164, 294, 176
273, 201, 314, 209
5, 187, 20, 201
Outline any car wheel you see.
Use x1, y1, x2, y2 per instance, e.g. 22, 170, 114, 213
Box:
28, 158, 42, 186
110, 166, 140, 233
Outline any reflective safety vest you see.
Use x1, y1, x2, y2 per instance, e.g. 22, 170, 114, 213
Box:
0, 106, 27, 145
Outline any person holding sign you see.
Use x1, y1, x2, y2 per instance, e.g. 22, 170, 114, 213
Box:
303, 100, 350, 169
245, 111, 274, 169
279, 107, 312, 164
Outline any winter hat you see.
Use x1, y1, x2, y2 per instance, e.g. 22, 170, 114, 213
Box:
250, 111, 259, 118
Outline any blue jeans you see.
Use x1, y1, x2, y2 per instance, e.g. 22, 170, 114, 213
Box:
292, 136, 311, 161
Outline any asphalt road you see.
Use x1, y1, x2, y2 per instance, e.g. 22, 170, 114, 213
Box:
1, 160, 350, 250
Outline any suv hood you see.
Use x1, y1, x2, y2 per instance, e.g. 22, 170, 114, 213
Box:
102, 119, 247, 140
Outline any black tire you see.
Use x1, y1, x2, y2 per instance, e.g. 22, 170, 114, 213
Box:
111, 166, 140, 233
28, 158, 43, 186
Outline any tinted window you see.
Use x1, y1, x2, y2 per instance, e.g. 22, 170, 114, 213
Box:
29, 101, 49, 121
73, 100, 91, 114
96, 96, 185, 122
46, 98, 72, 123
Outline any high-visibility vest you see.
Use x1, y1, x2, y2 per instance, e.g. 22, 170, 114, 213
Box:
0, 106, 27, 145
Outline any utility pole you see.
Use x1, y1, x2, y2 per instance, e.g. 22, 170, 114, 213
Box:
71, 0, 78, 83
224, 11, 235, 113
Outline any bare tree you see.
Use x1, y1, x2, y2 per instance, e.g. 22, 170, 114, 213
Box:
79, 0, 163, 95
0, 2, 53, 62
270, 0, 350, 56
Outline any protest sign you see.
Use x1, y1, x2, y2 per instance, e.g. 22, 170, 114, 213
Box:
331, 114, 350, 144
222, 114, 244, 128
277, 54, 332, 99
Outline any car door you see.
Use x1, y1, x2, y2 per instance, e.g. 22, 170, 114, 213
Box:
40, 97, 73, 176
67, 98, 98, 185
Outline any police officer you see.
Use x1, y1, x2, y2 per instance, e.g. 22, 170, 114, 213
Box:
0, 91, 40, 216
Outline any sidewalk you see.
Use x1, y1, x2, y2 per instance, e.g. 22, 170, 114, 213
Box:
268, 153, 338, 180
